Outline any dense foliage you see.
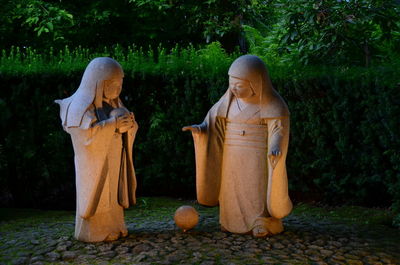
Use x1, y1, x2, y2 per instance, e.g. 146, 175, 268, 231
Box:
3, 0, 399, 63
0, 44, 399, 226
1, 0, 399, 226
277, 0, 400, 66
246, 0, 400, 66
0, 0, 273, 52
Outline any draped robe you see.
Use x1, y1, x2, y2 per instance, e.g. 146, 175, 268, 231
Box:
191, 91, 292, 233
58, 99, 137, 242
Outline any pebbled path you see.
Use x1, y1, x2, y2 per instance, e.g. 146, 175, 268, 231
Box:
1, 202, 399, 264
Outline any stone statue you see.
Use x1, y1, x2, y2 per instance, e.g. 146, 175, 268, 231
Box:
55, 57, 138, 242
183, 55, 292, 237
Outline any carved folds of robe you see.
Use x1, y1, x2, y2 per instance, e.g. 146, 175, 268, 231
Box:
191, 55, 292, 234
66, 104, 136, 242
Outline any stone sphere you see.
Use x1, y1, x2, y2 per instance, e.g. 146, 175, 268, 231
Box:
109, 107, 129, 118
174, 206, 199, 232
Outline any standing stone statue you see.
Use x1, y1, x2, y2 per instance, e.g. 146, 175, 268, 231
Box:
55, 57, 138, 242
183, 55, 292, 237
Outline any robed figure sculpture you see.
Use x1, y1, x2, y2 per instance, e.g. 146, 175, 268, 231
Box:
183, 55, 292, 237
56, 57, 138, 242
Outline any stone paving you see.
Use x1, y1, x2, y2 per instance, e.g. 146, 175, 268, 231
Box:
1, 204, 399, 265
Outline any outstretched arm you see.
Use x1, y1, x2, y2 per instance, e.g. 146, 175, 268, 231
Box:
182, 122, 207, 134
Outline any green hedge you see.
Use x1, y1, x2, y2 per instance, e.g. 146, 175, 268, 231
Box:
0, 44, 399, 226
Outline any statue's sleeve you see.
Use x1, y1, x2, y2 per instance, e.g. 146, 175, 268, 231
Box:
192, 106, 225, 206
118, 120, 138, 208
266, 117, 293, 219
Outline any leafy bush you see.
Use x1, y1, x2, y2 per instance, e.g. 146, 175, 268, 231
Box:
1, 0, 275, 52
0, 44, 399, 227
245, 0, 400, 66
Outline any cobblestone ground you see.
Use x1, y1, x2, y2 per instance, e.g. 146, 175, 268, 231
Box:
1, 199, 399, 265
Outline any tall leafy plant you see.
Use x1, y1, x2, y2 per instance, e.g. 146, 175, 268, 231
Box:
276, 0, 400, 66
12, 0, 74, 40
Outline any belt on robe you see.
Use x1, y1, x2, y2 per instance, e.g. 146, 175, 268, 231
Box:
224, 122, 268, 150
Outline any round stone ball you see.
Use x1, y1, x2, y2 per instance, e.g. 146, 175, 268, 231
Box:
109, 107, 129, 118
174, 206, 199, 232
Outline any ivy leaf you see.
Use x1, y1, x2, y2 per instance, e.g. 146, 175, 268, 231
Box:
47, 22, 53, 31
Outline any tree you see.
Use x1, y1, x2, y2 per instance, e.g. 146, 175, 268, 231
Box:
0, 0, 276, 52
277, 0, 400, 66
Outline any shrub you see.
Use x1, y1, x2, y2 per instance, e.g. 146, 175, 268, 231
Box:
0, 44, 399, 226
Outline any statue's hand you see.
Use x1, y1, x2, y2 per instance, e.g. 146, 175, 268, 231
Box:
268, 149, 282, 169
182, 125, 201, 134
116, 113, 135, 133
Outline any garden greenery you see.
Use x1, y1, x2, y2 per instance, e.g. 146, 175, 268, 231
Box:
0, 43, 399, 226
244, 0, 400, 66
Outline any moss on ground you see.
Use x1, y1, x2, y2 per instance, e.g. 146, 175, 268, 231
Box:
126, 197, 218, 218
292, 203, 394, 226
0, 197, 395, 236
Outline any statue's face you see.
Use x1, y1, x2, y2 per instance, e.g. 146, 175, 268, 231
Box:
229, 76, 254, 99
103, 77, 123, 100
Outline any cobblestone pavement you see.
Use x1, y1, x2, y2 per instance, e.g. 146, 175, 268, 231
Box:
1, 203, 399, 265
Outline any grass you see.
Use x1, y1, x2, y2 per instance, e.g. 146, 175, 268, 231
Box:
0, 197, 394, 230
292, 203, 394, 226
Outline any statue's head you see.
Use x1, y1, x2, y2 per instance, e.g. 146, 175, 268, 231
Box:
60, 57, 125, 128
80, 57, 124, 103
228, 55, 273, 100
103, 77, 123, 100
